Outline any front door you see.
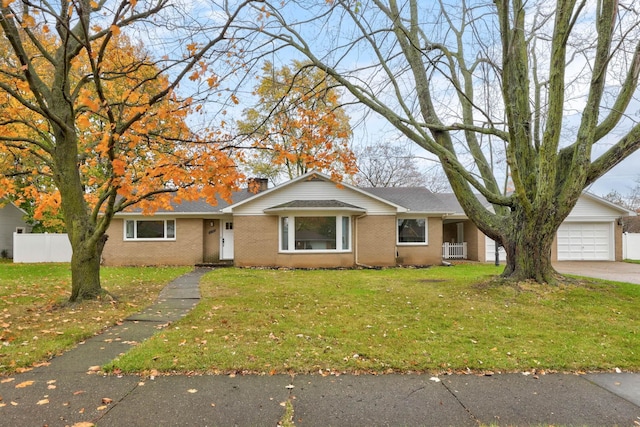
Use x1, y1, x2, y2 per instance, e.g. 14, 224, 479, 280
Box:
221, 220, 234, 260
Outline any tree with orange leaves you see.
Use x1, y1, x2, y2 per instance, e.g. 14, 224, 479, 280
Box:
237, 61, 357, 184
0, 0, 251, 301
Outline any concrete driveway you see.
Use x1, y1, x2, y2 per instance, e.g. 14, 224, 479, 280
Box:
554, 261, 640, 284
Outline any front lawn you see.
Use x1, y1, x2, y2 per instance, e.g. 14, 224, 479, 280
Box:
106, 264, 640, 375
0, 262, 190, 374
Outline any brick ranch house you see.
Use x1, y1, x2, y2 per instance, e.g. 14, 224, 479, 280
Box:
101, 171, 634, 267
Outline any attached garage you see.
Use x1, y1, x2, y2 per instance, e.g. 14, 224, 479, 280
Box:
557, 222, 613, 261
476, 193, 633, 263
552, 193, 635, 262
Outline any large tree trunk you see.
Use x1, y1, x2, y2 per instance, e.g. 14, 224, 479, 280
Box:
500, 206, 563, 283
69, 237, 103, 302
52, 123, 105, 303
502, 226, 557, 283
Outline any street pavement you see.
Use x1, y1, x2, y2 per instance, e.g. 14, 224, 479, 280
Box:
1, 267, 639, 426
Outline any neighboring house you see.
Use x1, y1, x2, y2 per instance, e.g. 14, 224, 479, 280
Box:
0, 201, 32, 258
101, 171, 635, 267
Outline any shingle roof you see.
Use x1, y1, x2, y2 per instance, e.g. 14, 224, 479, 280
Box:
118, 180, 467, 216
361, 187, 462, 214
121, 190, 255, 214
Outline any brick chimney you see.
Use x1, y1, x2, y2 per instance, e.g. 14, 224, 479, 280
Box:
247, 177, 269, 193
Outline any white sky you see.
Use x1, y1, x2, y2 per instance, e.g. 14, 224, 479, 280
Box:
588, 151, 640, 196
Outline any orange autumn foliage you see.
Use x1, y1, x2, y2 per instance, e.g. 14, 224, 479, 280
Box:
0, 28, 241, 226
237, 60, 357, 184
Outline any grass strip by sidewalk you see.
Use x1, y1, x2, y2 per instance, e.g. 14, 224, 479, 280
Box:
0, 261, 190, 374
106, 264, 640, 375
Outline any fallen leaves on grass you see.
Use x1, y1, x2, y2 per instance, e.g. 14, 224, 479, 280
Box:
0, 265, 189, 375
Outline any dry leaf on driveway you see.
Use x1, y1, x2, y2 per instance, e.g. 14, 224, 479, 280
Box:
15, 380, 34, 388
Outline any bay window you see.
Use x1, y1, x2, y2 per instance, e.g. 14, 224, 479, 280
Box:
280, 215, 351, 252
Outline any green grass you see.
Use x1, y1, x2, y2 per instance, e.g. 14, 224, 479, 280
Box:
0, 262, 190, 374
106, 264, 640, 375
624, 259, 640, 264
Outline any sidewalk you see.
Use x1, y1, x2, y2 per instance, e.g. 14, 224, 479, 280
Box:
1, 268, 639, 426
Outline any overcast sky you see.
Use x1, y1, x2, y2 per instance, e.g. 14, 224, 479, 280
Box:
589, 151, 640, 196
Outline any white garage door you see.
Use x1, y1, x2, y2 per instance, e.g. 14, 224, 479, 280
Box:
557, 222, 613, 261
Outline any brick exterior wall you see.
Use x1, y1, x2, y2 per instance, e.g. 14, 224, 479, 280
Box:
614, 222, 623, 261
464, 223, 483, 262
235, 215, 444, 268
102, 218, 204, 266
396, 217, 443, 265
356, 215, 396, 266
233, 215, 279, 266
234, 215, 359, 268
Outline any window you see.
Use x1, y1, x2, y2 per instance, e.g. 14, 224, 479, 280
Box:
125, 219, 176, 240
342, 216, 350, 250
397, 218, 427, 244
280, 215, 350, 252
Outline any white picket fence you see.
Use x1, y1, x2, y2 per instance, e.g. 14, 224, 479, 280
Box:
13, 233, 72, 263
623, 233, 640, 260
442, 242, 467, 260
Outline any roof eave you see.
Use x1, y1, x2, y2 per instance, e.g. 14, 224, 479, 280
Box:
263, 207, 367, 214
114, 211, 227, 218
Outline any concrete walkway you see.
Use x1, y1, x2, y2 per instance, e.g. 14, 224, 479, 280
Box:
1, 268, 639, 426
555, 261, 640, 284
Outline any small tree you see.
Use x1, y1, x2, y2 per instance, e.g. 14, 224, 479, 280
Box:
237, 60, 357, 184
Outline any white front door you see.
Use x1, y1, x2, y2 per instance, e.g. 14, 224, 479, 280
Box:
221, 220, 234, 260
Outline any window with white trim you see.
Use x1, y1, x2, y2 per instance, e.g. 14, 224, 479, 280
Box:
124, 219, 176, 240
280, 215, 351, 252
397, 218, 427, 244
